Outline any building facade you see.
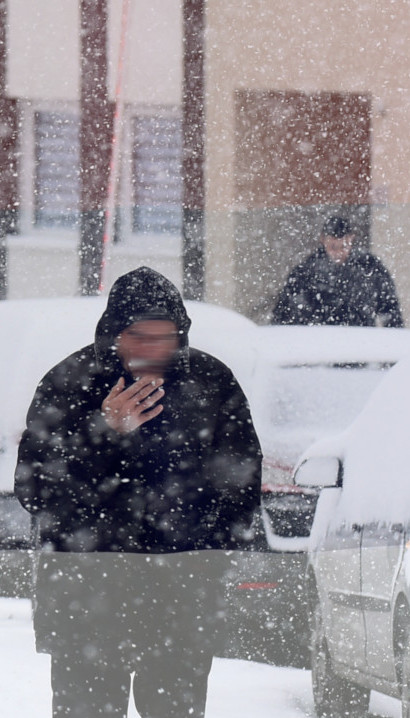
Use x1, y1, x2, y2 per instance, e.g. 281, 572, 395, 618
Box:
2, 0, 410, 324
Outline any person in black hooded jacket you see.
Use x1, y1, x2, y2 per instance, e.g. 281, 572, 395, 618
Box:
271, 216, 403, 327
15, 267, 262, 718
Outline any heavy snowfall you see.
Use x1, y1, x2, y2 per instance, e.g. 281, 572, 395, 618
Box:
0, 1, 409, 716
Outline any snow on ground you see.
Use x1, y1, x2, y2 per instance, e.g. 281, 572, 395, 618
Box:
0, 598, 401, 718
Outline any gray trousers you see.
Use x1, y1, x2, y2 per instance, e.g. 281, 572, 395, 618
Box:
34, 551, 228, 718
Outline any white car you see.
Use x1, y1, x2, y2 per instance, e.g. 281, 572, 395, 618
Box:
226, 324, 410, 666
295, 355, 410, 717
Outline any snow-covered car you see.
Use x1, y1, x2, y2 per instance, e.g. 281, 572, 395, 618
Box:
295, 355, 410, 717
252, 324, 410, 487
227, 324, 410, 666
0, 294, 258, 596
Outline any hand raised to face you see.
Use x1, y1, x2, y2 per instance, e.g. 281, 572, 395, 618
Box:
101, 375, 165, 434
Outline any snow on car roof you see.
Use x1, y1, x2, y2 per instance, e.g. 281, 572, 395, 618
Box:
256, 324, 410, 365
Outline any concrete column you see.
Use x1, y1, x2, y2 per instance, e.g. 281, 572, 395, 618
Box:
79, 0, 112, 295
182, 0, 205, 300
0, 0, 19, 300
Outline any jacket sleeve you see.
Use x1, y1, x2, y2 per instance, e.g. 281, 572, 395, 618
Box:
14, 369, 137, 522
271, 259, 314, 325
374, 259, 404, 328
205, 370, 262, 549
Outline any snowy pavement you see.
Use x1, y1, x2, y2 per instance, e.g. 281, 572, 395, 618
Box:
0, 598, 402, 718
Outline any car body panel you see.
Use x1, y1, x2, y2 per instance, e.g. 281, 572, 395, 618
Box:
361, 523, 404, 681
323, 526, 366, 670
311, 517, 406, 695
302, 357, 410, 706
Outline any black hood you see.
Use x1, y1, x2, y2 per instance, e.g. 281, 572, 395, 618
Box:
94, 267, 191, 379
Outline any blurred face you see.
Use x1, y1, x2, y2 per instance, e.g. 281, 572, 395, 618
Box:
321, 233, 355, 264
116, 319, 180, 378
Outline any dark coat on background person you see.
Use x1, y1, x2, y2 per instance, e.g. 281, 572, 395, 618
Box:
15, 267, 262, 555
272, 246, 403, 327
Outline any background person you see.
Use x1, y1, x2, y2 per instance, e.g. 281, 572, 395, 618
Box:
271, 215, 403, 327
15, 266, 262, 718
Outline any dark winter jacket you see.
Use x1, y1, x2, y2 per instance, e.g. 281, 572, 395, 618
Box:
272, 246, 403, 327
15, 267, 262, 554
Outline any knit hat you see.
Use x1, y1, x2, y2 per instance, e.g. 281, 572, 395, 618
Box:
322, 216, 353, 238
94, 267, 191, 378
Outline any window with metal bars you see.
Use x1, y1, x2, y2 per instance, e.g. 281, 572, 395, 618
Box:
132, 114, 182, 235
34, 110, 80, 229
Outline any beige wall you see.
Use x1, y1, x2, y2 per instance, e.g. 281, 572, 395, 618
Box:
7, 0, 182, 105
204, 0, 410, 315
8, 0, 80, 100
108, 0, 182, 105
7, 235, 182, 299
